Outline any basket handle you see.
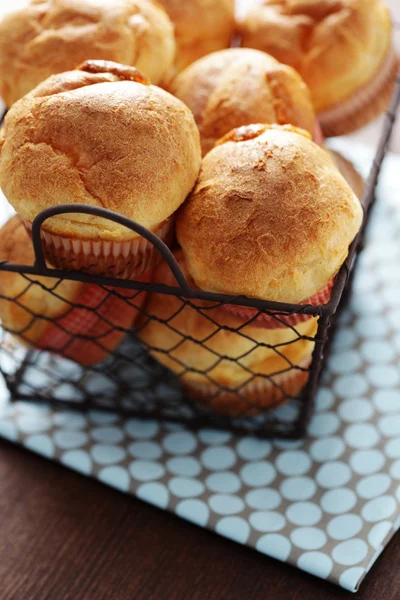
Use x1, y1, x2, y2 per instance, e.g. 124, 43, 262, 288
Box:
31, 204, 191, 292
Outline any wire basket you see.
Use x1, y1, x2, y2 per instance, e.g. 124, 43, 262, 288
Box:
0, 75, 399, 439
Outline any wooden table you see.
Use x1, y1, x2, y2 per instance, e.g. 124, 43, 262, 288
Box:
0, 440, 398, 600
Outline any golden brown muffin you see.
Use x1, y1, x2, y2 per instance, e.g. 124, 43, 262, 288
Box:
0, 0, 176, 106
0, 60, 201, 278
0, 215, 148, 366
159, 0, 235, 75
138, 252, 317, 415
170, 48, 315, 156
238, 0, 398, 136
176, 124, 363, 319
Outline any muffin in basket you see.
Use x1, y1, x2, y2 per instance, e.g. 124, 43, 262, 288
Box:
0, 216, 149, 366
138, 252, 317, 416
170, 48, 317, 156
158, 0, 235, 75
177, 124, 363, 329
238, 0, 398, 136
0, 60, 201, 279
0, 0, 176, 106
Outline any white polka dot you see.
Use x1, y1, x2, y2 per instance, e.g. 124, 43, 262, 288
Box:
329, 351, 362, 374
327, 515, 363, 540
280, 477, 317, 501
256, 534, 291, 561
17, 415, 52, 434
274, 439, 304, 450
345, 424, 380, 449
91, 426, 124, 444
339, 567, 366, 592
61, 450, 92, 475
350, 449, 386, 474
390, 459, 400, 478
291, 527, 327, 550
236, 437, 271, 460
334, 375, 369, 398
129, 460, 165, 481
176, 500, 209, 527
332, 328, 357, 350
128, 441, 162, 460
201, 446, 236, 470
316, 462, 352, 488
137, 482, 169, 509
385, 439, 400, 458
198, 429, 232, 445
98, 466, 130, 492
166, 457, 202, 477
276, 451, 311, 476
245, 489, 281, 511
357, 474, 391, 499
125, 419, 159, 439
332, 539, 368, 566
286, 502, 322, 526
356, 316, 389, 338
53, 412, 87, 429
25, 434, 55, 458
368, 521, 393, 550
209, 495, 245, 515
91, 444, 126, 465
310, 437, 345, 462
297, 552, 332, 579
367, 366, 400, 388
215, 517, 250, 544
163, 432, 197, 455
308, 413, 340, 437
249, 511, 285, 532
0, 420, 18, 441
169, 477, 204, 498
360, 342, 395, 363
362, 496, 397, 522
321, 488, 357, 514
88, 411, 119, 425
206, 472, 241, 494
339, 399, 374, 423
315, 388, 335, 412
393, 332, 400, 352
54, 430, 88, 450
379, 415, 400, 437
240, 462, 276, 487
373, 390, 400, 414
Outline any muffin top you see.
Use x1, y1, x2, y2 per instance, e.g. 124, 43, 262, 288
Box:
0, 61, 201, 240
0, 0, 176, 105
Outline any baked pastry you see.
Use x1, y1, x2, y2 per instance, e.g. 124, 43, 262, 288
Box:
0, 216, 148, 366
0, 60, 201, 278
138, 252, 317, 415
159, 0, 235, 75
0, 0, 176, 106
170, 48, 316, 155
176, 124, 363, 328
328, 150, 364, 200
238, 0, 398, 136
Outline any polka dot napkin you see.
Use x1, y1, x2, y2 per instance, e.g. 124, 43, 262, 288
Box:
0, 143, 399, 593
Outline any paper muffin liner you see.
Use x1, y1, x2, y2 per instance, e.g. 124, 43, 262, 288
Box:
22, 218, 173, 279
183, 358, 311, 417
313, 120, 325, 146
37, 272, 151, 366
219, 279, 334, 330
319, 45, 399, 137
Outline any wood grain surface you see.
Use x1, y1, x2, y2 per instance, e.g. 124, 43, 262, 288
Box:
0, 441, 398, 600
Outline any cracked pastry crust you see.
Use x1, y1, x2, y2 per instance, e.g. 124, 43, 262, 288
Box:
170, 48, 315, 156
176, 123, 363, 305
0, 0, 176, 106
238, 0, 394, 117
158, 0, 235, 75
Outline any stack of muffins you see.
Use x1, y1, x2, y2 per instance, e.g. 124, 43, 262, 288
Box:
0, 0, 395, 415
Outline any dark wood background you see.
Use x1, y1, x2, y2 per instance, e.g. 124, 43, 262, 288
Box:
0, 442, 399, 600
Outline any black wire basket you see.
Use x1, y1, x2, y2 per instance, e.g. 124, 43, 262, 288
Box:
0, 74, 399, 439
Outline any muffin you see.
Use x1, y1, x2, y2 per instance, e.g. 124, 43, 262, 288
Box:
0, 0, 176, 106
0, 60, 201, 278
138, 252, 317, 415
170, 48, 316, 155
159, 0, 235, 75
176, 124, 363, 329
0, 215, 149, 366
239, 0, 398, 136
328, 150, 365, 200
